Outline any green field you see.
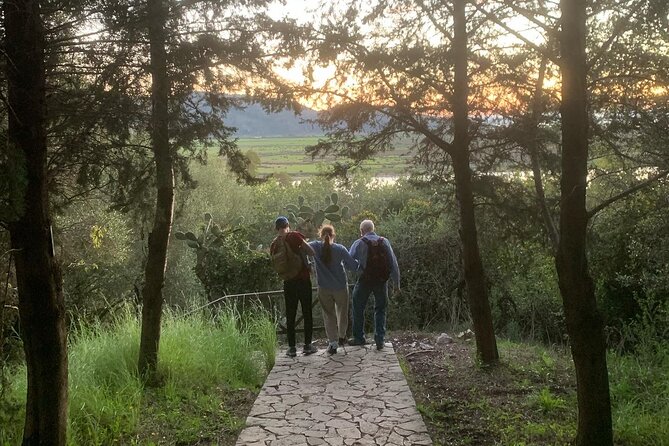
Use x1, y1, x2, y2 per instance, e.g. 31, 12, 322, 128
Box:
235, 136, 414, 177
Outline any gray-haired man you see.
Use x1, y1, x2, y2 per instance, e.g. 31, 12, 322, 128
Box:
348, 219, 400, 350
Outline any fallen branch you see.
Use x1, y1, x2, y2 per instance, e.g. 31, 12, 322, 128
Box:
405, 349, 436, 358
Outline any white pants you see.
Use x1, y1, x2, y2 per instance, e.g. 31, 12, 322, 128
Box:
318, 287, 349, 343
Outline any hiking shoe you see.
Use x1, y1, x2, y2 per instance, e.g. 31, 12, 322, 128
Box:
327, 344, 338, 355
376, 341, 384, 350
338, 337, 347, 346
348, 338, 367, 346
286, 346, 297, 357
303, 344, 318, 355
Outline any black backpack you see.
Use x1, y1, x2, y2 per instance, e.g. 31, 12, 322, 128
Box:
360, 237, 391, 284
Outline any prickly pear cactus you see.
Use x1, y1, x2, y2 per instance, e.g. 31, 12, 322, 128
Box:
174, 212, 242, 252
283, 193, 349, 238
174, 213, 279, 298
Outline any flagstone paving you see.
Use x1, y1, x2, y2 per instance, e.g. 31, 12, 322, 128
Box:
235, 342, 433, 446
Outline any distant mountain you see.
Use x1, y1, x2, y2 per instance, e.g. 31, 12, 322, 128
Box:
224, 102, 322, 137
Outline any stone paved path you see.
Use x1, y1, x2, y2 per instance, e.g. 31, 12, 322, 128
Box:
235, 342, 432, 446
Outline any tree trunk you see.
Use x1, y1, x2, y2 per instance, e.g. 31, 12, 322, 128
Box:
451, 0, 499, 364
527, 57, 559, 252
557, 1, 613, 445
4, 0, 68, 443
138, 0, 174, 378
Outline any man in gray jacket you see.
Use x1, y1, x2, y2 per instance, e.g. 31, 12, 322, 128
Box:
349, 219, 400, 350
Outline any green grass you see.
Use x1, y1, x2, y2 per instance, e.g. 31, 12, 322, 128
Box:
502, 339, 668, 446
609, 343, 669, 446
236, 136, 322, 151
0, 305, 276, 445
531, 387, 567, 413
67, 313, 143, 444
408, 336, 667, 445
231, 136, 414, 177
497, 339, 669, 446
490, 342, 577, 445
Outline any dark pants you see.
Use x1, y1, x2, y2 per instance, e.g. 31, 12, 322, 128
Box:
284, 278, 313, 347
351, 280, 388, 345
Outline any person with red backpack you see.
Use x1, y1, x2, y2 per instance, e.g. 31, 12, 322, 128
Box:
348, 219, 400, 350
270, 216, 317, 357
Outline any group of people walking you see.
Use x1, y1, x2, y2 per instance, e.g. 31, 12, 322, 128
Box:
270, 217, 400, 357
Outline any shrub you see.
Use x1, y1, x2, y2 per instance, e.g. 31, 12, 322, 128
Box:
195, 236, 280, 298
57, 199, 141, 318
175, 215, 281, 299
486, 241, 565, 344
381, 200, 466, 330
589, 182, 669, 345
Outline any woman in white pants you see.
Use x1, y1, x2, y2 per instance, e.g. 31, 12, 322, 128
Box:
309, 225, 359, 355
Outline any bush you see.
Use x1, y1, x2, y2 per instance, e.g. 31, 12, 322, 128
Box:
589, 181, 669, 345
487, 241, 565, 344
195, 236, 280, 298
174, 214, 281, 299
57, 199, 141, 318
381, 199, 466, 330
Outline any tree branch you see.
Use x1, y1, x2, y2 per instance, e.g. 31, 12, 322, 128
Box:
416, 0, 453, 42
472, 2, 558, 64
587, 169, 669, 219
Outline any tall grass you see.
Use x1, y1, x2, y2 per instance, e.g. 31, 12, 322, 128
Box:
493, 338, 668, 445
67, 311, 143, 443
0, 305, 276, 445
244, 312, 278, 372
610, 341, 669, 446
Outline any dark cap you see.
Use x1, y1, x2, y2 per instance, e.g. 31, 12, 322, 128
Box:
275, 216, 289, 229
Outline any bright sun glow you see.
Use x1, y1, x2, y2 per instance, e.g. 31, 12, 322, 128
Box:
263, 1, 561, 112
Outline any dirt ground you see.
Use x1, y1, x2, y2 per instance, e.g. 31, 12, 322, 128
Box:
390, 330, 578, 446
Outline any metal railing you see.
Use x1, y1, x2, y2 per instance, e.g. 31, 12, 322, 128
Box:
186, 287, 327, 335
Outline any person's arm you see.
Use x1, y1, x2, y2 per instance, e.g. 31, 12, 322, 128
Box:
301, 237, 316, 256
349, 239, 362, 260
384, 239, 400, 290
339, 245, 360, 271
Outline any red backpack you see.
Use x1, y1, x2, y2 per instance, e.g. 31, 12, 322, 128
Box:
360, 237, 391, 284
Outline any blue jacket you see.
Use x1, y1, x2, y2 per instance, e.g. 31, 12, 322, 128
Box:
309, 241, 359, 290
349, 232, 400, 286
